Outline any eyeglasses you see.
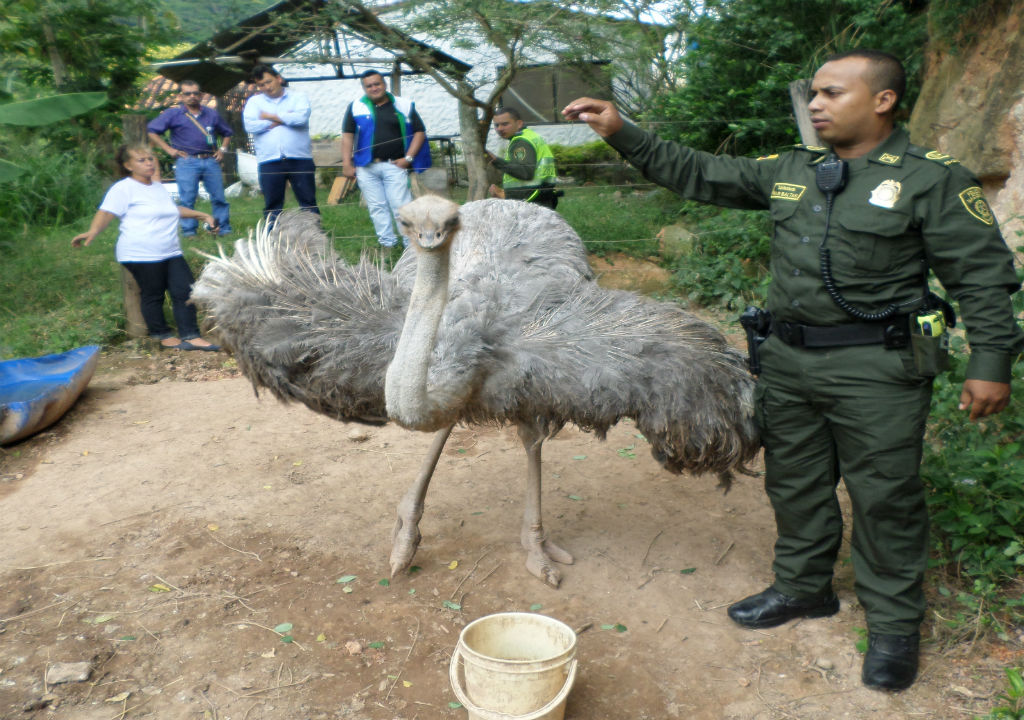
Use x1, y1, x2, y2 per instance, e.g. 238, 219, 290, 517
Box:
181, 91, 202, 96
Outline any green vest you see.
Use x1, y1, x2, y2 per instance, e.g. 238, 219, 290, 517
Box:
502, 127, 556, 202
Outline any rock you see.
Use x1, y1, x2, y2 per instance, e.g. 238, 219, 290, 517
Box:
345, 640, 363, 655
655, 223, 694, 260
22, 694, 58, 712
815, 657, 834, 670
347, 428, 370, 442
45, 661, 91, 685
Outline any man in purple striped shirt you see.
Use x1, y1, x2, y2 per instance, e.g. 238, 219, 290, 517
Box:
148, 80, 233, 236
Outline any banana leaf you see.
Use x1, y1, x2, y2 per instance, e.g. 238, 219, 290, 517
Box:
0, 92, 108, 126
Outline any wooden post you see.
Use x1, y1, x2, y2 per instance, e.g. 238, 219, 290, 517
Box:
119, 114, 150, 339
120, 268, 149, 340
788, 79, 821, 147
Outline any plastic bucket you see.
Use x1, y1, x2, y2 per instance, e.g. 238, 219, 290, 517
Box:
449, 612, 577, 720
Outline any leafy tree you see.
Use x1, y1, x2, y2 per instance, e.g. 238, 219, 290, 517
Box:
0, 0, 173, 105
267, 0, 673, 200
648, 0, 928, 157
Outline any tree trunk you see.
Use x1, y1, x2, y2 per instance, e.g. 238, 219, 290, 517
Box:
41, 21, 68, 89
458, 101, 489, 201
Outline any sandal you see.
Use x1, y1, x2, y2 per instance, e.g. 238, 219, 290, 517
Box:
161, 340, 198, 351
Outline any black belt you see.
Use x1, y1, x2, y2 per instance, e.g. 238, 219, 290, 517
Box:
771, 316, 909, 349
182, 152, 215, 158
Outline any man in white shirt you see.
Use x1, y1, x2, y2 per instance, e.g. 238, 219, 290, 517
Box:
243, 64, 320, 224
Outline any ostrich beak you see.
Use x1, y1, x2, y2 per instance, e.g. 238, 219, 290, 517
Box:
414, 222, 458, 250
397, 196, 462, 252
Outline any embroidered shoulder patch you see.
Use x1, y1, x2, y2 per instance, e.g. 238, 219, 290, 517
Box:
510, 145, 529, 162
958, 186, 994, 225
877, 153, 901, 165
925, 150, 960, 166
770, 182, 806, 201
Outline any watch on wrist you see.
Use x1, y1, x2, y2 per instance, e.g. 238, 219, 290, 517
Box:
404, 155, 414, 163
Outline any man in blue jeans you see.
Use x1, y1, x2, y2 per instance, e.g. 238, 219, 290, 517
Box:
243, 64, 320, 225
147, 80, 233, 236
341, 70, 429, 247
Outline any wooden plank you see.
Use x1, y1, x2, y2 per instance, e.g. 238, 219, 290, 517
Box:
327, 176, 356, 205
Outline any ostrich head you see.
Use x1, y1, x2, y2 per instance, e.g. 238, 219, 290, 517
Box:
397, 195, 461, 251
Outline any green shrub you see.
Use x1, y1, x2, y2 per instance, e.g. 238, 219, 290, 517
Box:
0, 134, 109, 231
975, 667, 1024, 719
550, 141, 640, 187
668, 201, 771, 309
923, 276, 1024, 638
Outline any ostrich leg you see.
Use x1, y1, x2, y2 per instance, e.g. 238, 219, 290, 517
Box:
390, 425, 454, 577
518, 423, 575, 587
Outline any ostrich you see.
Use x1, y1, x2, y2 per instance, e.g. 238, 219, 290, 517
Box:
192, 196, 759, 587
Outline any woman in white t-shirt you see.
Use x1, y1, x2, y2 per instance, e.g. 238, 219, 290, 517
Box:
72, 144, 221, 351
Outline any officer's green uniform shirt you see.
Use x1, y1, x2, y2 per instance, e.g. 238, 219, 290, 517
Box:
606, 122, 1023, 383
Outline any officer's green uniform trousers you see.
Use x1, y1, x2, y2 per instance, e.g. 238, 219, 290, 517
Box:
605, 122, 1023, 637
757, 337, 932, 634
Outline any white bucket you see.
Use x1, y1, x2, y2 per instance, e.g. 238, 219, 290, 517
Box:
449, 612, 577, 720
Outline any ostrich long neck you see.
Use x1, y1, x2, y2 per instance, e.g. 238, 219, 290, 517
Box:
385, 244, 451, 430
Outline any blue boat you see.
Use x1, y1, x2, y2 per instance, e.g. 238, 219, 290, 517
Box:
0, 345, 100, 445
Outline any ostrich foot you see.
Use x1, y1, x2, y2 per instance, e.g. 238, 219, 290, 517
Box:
522, 525, 574, 588
389, 511, 423, 577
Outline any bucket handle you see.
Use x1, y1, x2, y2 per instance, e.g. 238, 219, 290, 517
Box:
449, 646, 577, 720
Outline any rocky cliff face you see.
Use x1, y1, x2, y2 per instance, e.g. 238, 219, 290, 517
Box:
908, 3, 1024, 246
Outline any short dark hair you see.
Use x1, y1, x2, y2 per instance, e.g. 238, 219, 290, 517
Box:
493, 106, 522, 121
248, 64, 281, 84
360, 70, 385, 83
115, 143, 152, 178
179, 79, 200, 89
824, 49, 906, 110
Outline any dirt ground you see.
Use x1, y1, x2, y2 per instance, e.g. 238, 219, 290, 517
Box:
1, 256, 1020, 720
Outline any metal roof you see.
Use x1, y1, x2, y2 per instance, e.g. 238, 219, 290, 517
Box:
155, 0, 472, 96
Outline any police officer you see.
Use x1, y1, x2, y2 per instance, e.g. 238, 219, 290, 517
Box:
564, 49, 1023, 691
487, 107, 560, 209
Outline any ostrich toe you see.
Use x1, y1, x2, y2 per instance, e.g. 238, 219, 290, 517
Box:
521, 525, 574, 587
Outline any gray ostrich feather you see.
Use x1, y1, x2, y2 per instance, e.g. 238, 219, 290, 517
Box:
192, 197, 759, 587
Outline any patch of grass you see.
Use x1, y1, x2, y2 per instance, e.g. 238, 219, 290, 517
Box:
563, 187, 680, 259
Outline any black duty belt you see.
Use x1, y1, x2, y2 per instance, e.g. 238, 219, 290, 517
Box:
772, 316, 909, 349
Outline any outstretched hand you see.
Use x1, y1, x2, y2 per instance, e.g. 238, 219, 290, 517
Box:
71, 232, 94, 248
561, 97, 624, 138
959, 378, 1011, 420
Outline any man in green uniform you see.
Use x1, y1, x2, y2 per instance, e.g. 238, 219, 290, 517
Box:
564, 50, 1023, 691
487, 107, 560, 209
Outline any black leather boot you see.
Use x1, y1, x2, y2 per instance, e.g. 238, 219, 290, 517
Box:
727, 586, 840, 629
862, 632, 920, 690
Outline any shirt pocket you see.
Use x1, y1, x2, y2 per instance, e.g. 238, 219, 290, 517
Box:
769, 200, 801, 262
835, 210, 912, 273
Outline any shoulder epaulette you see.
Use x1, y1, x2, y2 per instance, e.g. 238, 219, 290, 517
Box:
905, 144, 961, 167
794, 144, 828, 154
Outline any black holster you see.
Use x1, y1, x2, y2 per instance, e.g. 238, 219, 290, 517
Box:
739, 306, 772, 375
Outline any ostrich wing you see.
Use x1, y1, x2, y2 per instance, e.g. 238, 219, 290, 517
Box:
192, 211, 406, 423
